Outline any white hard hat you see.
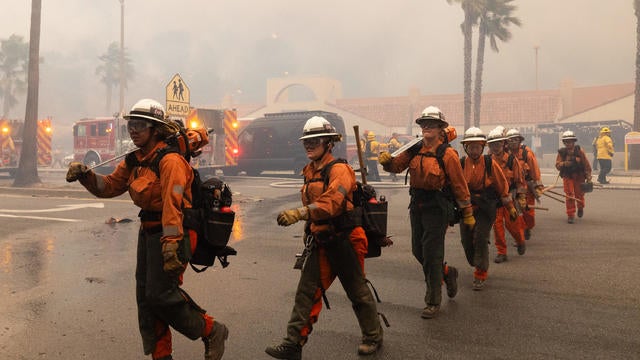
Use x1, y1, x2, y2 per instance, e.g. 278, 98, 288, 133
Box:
561, 130, 577, 141
460, 127, 487, 143
415, 106, 449, 127
506, 128, 524, 140
299, 116, 342, 141
124, 99, 168, 125
487, 127, 506, 143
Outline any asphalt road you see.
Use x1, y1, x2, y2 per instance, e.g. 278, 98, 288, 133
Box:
0, 176, 638, 359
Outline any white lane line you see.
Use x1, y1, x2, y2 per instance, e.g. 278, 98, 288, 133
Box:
0, 214, 81, 222
0, 203, 105, 213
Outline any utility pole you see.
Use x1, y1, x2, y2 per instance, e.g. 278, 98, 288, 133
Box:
119, 0, 125, 117
534, 45, 540, 91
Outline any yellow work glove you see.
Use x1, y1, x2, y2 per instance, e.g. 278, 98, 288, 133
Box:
508, 205, 519, 221
66, 162, 89, 182
517, 194, 527, 209
162, 242, 184, 276
277, 206, 309, 226
378, 151, 392, 166
535, 185, 544, 197
462, 213, 476, 229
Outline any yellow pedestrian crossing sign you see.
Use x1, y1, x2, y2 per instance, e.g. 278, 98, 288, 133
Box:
166, 73, 190, 117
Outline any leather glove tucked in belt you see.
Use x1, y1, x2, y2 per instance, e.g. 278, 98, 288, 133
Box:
535, 185, 544, 197
378, 151, 392, 166
277, 206, 309, 226
517, 194, 527, 209
508, 205, 519, 221
66, 162, 89, 182
162, 242, 184, 275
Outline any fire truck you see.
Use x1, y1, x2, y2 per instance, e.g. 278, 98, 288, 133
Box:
72, 108, 238, 175
0, 118, 53, 177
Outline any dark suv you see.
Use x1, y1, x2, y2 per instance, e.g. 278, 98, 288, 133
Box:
233, 110, 347, 175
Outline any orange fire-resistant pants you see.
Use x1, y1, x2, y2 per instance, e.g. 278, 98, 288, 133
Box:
137, 227, 214, 360
522, 191, 537, 230
493, 206, 525, 255
563, 176, 585, 218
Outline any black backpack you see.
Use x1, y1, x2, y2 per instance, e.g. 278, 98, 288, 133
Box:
313, 159, 391, 258
125, 146, 237, 272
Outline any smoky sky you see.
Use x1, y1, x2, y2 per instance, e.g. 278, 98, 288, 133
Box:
0, 0, 636, 142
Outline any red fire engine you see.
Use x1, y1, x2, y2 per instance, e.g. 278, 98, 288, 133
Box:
0, 118, 53, 177
72, 109, 238, 174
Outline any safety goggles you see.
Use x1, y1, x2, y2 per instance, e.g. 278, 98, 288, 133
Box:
127, 119, 153, 132
506, 138, 521, 144
302, 137, 323, 148
419, 121, 440, 129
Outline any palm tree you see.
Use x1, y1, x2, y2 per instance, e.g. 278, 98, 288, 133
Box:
96, 42, 134, 115
632, 0, 640, 169
447, 0, 485, 131
473, 0, 521, 127
0, 34, 29, 118
13, 0, 42, 187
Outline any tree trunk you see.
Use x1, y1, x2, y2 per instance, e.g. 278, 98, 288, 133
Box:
463, 11, 474, 132
13, 0, 42, 187
106, 84, 112, 115
2, 82, 12, 118
632, 0, 640, 169
473, 22, 487, 128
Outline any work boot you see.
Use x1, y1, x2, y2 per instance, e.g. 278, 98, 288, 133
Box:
203, 321, 228, 360
156, 356, 173, 360
472, 278, 485, 291
357, 339, 382, 356
524, 229, 531, 240
578, 208, 584, 218
265, 342, 302, 360
517, 242, 526, 255
494, 254, 508, 263
420, 305, 440, 319
443, 266, 459, 298
567, 217, 575, 224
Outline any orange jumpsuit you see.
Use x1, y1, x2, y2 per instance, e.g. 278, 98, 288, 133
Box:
555, 146, 592, 218
512, 144, 542, 231
492, 152, 527, 256
283, 153, 382, 346
460, 155, 512, 281
382, 139, 471, 306
79, 142, 214, 359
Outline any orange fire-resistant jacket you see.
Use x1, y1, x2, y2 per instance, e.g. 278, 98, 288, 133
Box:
79, 141, 193, 245
513, 144, 542, 187
301, 153, 359, 234
462, 155, 513, 207
382, 139, 472, 214
492, 152, 527, 195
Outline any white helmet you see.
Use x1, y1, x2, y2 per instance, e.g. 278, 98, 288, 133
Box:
124, 99, 168, 125
506, 128, 524, 141
460, 127, 487, 143
561, 130, 577, 141
299, 116, 342, 141
415, 106, 448, 127
487, 127, 506, 143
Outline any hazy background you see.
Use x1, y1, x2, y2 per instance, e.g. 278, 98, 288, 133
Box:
0, 0, 636, 148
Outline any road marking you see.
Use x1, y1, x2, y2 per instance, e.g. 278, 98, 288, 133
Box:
0, 214, 81, 222
0, 203, 105, 213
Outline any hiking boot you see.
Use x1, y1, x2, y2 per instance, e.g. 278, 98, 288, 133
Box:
517, 243, 526, 255
494, 254, 508, 263
420, 305, 440, 319
203, 321, 228, 360
472, 279, 485, 291
157, 356, 173, 360
444, 266, 459, 298
265, 342, 302, 360
524, 229, 531, 240
577, 208, 584, 218
357, 339, 382, 355
567, 217, 575, 224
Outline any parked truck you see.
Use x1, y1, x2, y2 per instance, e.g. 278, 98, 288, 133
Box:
0, 118, 53, 177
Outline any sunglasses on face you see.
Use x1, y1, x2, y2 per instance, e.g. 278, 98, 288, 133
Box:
302, 138, 323, 148
419, 122, 440, 129
127, 119, 153, 132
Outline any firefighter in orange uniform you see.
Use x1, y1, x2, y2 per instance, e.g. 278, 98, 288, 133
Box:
556, 130, 592, 223
505, 129, 544, 240
66, 99, 227, 360
459, 127, 517, 290
378, 106, 473, 319
487, 127, 527, 263
266, 116, 383, 359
